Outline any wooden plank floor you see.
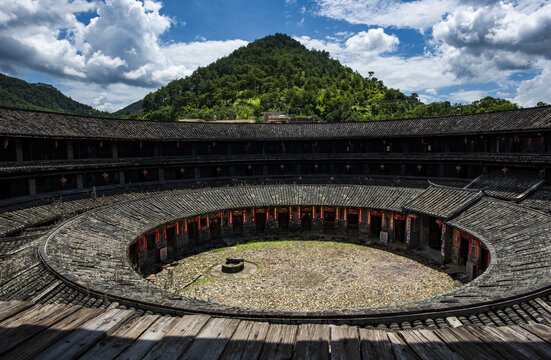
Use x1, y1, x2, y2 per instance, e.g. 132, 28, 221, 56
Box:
1, 301, 551, 360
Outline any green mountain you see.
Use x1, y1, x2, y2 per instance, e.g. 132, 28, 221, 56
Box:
141, 33, 518, 122
114, 100, 143, 118
142, 33, 426, 122
0, 73, 111, 117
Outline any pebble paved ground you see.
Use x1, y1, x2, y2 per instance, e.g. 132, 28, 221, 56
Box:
152, 240, 462, 312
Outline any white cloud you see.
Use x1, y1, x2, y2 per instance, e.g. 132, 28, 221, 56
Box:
513, 60, 551, 107
312, 0, 551, 104
315, 0, 456, 31
345, 29, 398, 53
296, 28, 399, 60
296, 31, 456, 92
0, 0, 247, 109
448, 89, 488, 103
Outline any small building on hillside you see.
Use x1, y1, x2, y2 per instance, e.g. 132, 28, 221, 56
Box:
264, 111, 313, 123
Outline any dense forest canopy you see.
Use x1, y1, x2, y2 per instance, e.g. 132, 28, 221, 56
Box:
141, 33, 519, 122
0, 73, 112, 117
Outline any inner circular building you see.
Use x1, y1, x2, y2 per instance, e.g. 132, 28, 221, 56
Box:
1, 106, 551, 358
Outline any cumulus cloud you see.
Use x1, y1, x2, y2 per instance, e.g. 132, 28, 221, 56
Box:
513, 60, 551, 107
0, 0, 247, 109
315, 0, 456, 31
296, 28, 399, 62
296, 31, 455, 93
312, 0, 551, 105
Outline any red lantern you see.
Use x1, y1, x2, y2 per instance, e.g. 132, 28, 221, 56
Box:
102, 172, 108, 181
420, 138, 424, 144
417, 165, 423, 172
53, 140, 59, 148
60, 176, 67, 187
176, 142, 180, 148
314, 164, 319, 171
2, 138, 8, 149
314, 141, 318, 146
216, 167, 221, 173
346, 164, 351, 172
380, 164, 385, 171
436, 219, 442, 229
99, 141, 103, 148
502, 167, 509, 175
180, 168, 185, 175
139, 141, 143, 149
280, 164, 285, 171
142, 169, 148, 177
247, 165, 252, 171
456, 165, 462, 174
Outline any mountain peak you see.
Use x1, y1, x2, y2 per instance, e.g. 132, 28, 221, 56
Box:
142, 32, 418, 122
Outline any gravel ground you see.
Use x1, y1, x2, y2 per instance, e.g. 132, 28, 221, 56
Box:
152, 240, 462, 312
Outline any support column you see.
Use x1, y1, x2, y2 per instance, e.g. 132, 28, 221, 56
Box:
28, 178, 36, 196
153, 143, 160, 157
379, 212, 390, 244
192, 142, 198, 156
158, 168, 165, 182
112, 142, 118, 159
76, 174, 83, 189
243, 209, 255, 236
194, 166, 200, 180
198, 216, 210, 243
67, 141, 74, 160
359, 209, 369, 241
15, 138, 23, 161
179, 220, 189, 250
400, 164, 407, 176
312, 206, 323, 234
335, 207, 346, 233
289, 207, 301, 233
263, 165, 268, 176
265, 207, 280, 235
119, 171, 125, 185
439, 165, 445, 177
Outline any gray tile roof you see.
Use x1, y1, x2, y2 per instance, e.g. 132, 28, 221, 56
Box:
40, 184, 551, 319
465, 170, 545, 201
403, 185, 483, 219
1, 106, 551, 141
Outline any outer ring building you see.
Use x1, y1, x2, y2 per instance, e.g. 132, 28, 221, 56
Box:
1, 106, 551, 358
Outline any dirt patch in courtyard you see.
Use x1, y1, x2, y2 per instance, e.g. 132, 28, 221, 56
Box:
152, 240, 462, 312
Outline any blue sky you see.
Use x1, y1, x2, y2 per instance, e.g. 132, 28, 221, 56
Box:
0, 0, 550, 112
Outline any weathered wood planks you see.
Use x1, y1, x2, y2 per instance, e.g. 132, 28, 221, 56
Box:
0, 301, 550, 360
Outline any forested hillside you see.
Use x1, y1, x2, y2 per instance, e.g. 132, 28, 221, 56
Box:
142, 34, 423, 122
141, 33, 518, 122
0, 73, 111, 117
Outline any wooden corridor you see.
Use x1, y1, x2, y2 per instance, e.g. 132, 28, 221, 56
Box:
1, 300, 551, 359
